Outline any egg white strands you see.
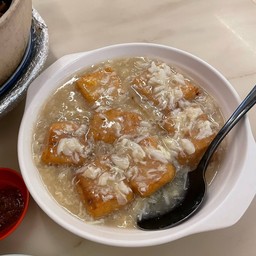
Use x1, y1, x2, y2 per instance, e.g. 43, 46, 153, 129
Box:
164, 105, 216, 156
111, 154, 130, 170
171, 106, 203, 131
78, 158, 132, 206
180, 139, 196, 155
48, 123, 92, 163
144, 145, 172, 163
147, 61, 185, 110
116, 138, 146, 162
57, 138, 84, 163
195, 120, 214, 140
80, 165, 102, 180
162, 137, 181, 163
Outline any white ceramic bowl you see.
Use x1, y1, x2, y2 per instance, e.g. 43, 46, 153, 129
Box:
0, 0, 32, 86
18, 43, 256, 247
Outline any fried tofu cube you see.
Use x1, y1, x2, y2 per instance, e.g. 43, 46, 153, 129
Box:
131, 60, 200, 118
76, 67, 122, 105
138, 136, 158, 148
180, 81, 199, 101
89, 109, 143, 144
161, 107, 208, 135
177, 115, 216, 168
177, 135, 215, 168
160, 116, 175, 134
129, 160, 176, 197
41, 122, 89, 165
133, 79, 199, 107
75, 158, 134, 218
127, 136, 176, 197
132, 76, 159, 106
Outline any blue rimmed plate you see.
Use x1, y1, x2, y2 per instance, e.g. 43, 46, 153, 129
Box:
0, 9, 49, 118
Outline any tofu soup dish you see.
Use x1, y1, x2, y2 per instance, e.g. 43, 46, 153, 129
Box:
32, 57, 225, 228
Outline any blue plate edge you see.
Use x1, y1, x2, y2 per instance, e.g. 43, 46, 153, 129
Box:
0, 30, 34, 96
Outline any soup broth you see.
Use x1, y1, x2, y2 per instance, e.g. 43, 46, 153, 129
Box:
32, 57, 224, 228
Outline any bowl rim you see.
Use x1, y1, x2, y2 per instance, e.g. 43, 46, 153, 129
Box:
0, 0, 20, 26
18, 43, 256, 247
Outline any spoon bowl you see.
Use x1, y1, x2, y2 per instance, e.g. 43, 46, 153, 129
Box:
137, 85, 256, 230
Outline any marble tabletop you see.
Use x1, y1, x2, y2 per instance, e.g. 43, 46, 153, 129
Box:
1, 0, 256, 255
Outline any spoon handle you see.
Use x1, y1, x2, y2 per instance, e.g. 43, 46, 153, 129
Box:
200, 85, 256, 170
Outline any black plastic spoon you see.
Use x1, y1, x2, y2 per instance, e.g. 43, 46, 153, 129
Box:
137, 85, 256, 230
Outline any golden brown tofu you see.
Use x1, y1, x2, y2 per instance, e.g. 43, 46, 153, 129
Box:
129, 160, 176, 197
89, 109, 143, 144
177, 134, 216, 168
161, 108, 208, 135
41, 122, 89, 165
132, 76, 159, 106
76, 67, 122, 105
180, 81, 200, 101
127, 136, 176, 197
75, 158, 134, 218
138, 136, 159, 148
131, 62, 200, 113
134, 80, 198, 106
169, 111, 217, 168
159, 116, 175, 134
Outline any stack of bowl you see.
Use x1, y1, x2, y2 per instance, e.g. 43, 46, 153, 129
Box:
0, 0, 32, 95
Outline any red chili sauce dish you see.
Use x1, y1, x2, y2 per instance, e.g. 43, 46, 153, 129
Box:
0, 168, 29, 239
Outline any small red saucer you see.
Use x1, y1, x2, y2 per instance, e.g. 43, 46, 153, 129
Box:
0, 167, 29, 240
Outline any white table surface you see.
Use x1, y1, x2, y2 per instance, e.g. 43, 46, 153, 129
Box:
1, 0, 256, 255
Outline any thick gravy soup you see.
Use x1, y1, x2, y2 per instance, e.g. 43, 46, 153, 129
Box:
32, 57, 224, 228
